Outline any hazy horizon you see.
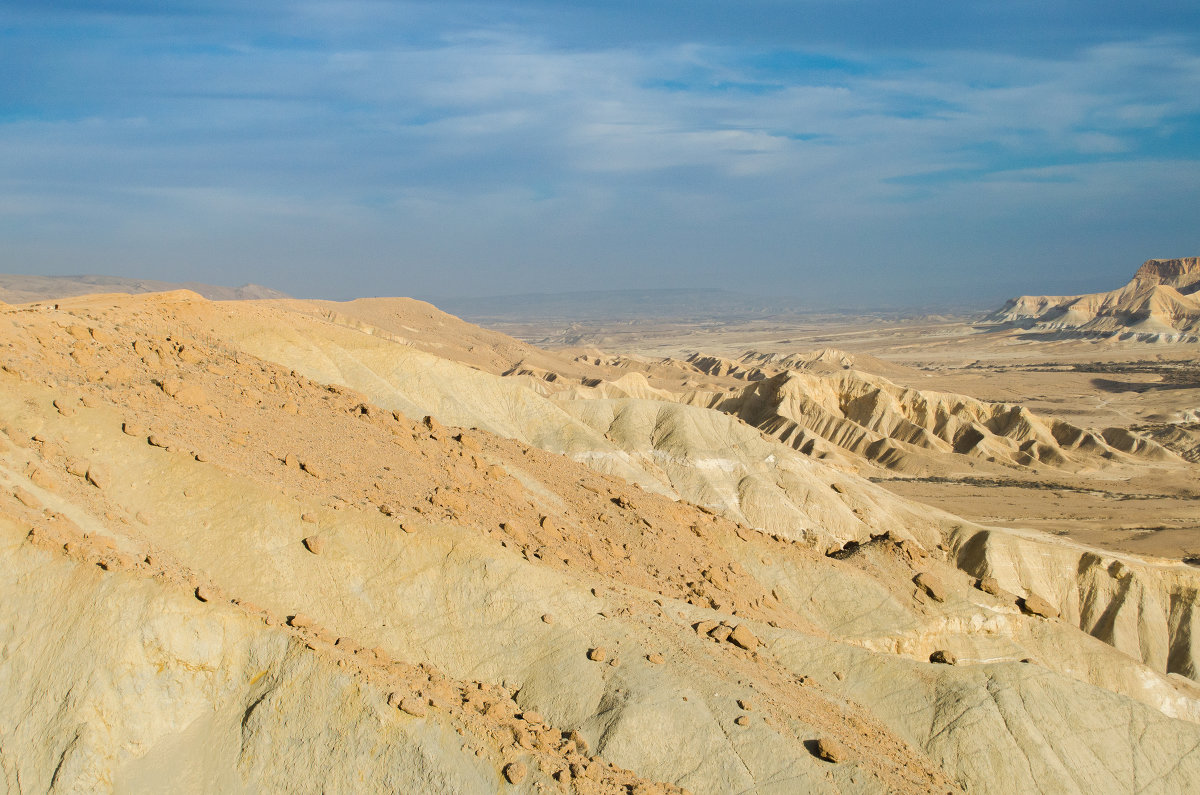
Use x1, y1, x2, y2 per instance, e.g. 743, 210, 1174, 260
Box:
3, 2, 1198, 307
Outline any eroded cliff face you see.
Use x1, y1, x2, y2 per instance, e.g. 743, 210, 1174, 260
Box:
3, 290, 1200, 794
988, 257, 1200, 340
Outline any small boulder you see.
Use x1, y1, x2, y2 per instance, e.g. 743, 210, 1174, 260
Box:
400, 697, 427, 718
122, 422, 147, 437
814, 737, 849, 763
289, 613, 315, 629
647, 653, 665, 665
302, 535, 326, 555
728, 624, 759, 651
913, 571, 948, 602
734, 715, 750, 727
709, 624, 733, 643
1020, 594, 1059, 619
503, 761, 527, 784
977, 576, 1003, 596
85, 465, 110, 491
930, 649, 957, 665
587, 647, 607, 662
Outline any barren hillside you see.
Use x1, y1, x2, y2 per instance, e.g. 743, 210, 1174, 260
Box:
3, 290, 1200, 793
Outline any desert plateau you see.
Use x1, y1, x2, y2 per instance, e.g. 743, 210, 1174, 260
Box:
2, 258, 1200, 793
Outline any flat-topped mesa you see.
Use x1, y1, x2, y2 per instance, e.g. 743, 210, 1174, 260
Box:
1134, 258, 1200, 293
985, 256, 1200, 340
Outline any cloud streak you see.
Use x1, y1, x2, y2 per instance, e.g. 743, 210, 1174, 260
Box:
1, 3, 1198, 305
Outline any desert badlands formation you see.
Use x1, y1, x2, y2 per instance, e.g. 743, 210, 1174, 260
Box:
2, 259, 1200, 794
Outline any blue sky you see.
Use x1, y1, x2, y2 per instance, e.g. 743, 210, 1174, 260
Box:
2, 1, 1198, 306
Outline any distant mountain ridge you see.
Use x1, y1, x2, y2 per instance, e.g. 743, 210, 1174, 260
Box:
986, 257, 1200, 342
0, 273, 288, 304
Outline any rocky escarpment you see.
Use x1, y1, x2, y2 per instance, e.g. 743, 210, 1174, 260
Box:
986, 257, 1200, 341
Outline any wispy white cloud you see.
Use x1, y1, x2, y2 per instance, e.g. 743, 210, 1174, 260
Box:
0, 7, 1197, 304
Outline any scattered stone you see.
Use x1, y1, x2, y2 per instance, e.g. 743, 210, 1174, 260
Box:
195, 585, 218, 602
289, 613, 316, 629
609, 657, 621, 667
1020, 594, 1059, 619
694, 620, 719, 636
814, 737, 849, 763
930, 649, 957, 665
541, 614, 554, 624
503, 761, 527, 784
568, 730, 589, 756
303, 535, 326, 555
378, 503, 395, 516
708, 624, 733, 643
737, 698, 753, 711
52, 398, 76, 416
85, 464, 110, 491
301, 512, 317, 523
729, 624, 759, 651
735, 715, 750, 726
14, 488, 39, 508
400, 697, 428, 718
284, 453, 299, 468
300, 460, 325, 479
519, 710, 543, 725
587, 647, 607, 662
147, 434, 170, 449
977, 576, 1003, 596
647, 653, 665, 665
913, 571, 948, 602
122, 422, 146, 437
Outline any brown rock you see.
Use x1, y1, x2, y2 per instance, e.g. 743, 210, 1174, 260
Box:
930, 649, 957, 665
303, 535, 326, 555
568, 730, 589, 755
85, 465, 110, 491
977, 576, 1003, 596
289, 613, 316, 629
737, 698, 753, 711
587, 647, 607, 662
122, 422, 147, 437
541, 613, 554, 624
647, 653, 665, 665
147, 434, 171, 449
913, 571, 948, 602
694, 620, 719, 636
519, 710, 543, 725
400, 697, 428, 718
734, 715, 750, 726
14, 488, 39, 508
300, 460, 325, 479
503, 761, 527, 784
1020, 594, 1059, 619
728, 624, 759, 651
301, 512, 317, 523
814, 737, 849, 763
708, 624, 733, 643
195, 585, 218, 603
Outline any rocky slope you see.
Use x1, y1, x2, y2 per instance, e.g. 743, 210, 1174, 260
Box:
987, 257, 1200, 341
3, 291, 1200, 793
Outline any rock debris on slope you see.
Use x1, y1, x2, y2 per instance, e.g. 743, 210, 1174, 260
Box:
0, 290, 1199, 793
